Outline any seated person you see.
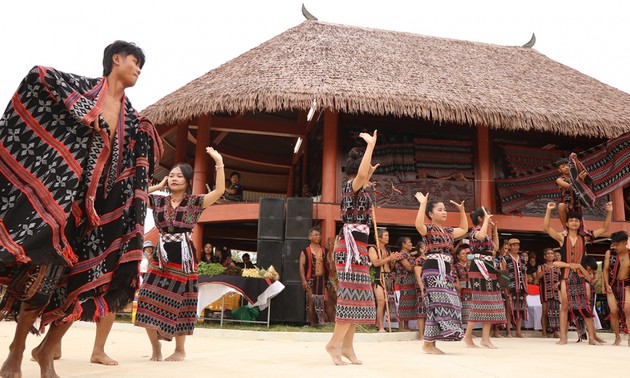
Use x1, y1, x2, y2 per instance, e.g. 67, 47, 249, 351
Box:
236, 253, 256, 269
200, 242, 214, 263
224, 171, 244, 202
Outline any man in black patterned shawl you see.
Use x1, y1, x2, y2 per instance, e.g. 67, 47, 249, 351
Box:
0, 41, 162, 378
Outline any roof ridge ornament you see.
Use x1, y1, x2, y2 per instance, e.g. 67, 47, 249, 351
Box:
302, 3, 318, 20
522, 33, 536, 48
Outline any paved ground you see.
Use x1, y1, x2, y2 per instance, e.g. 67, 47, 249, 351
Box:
1, 321, 627, 378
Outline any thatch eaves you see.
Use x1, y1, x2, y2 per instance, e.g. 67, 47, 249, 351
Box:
143, 21, 630, 138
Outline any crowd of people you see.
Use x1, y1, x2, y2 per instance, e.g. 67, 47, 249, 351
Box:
0, 40, 629, 378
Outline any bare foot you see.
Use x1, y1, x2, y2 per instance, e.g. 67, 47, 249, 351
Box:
480, 340, 497, 349
505, 331, 513, 338
32, 345, 60, 378
594, 335, 606, 344
150, 341, 162, 361
377, 329, 386, 333
494, 332, 505, 338
613, 335, 621, 346
165, 351, 186, 361
1, 354, 23, 378
463, 337, 478, 348
341, 349, 362, 365
556, 338, 568, 345
325, 344, 346, 366
422, 342, 445, 355
90, 352, 118, 366
31, 343, 61, 362
552, 331, 559, 338
515, 333, 526, 338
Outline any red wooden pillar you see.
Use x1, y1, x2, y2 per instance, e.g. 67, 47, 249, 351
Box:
475, 125, 495, 211
612, 187, 625, 221
321, 109, 339, 243
174, 122, 188, 164
192, 115, 210, 260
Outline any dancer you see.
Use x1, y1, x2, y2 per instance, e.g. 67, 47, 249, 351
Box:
394, 236, 418, 331
536, 248, 560, 338
299, 227, 333, 327
368, 228, 401, 332
0, 41, 161, 378
464, 207, 506, 348
556, 154, 590, 229
543, 201, 612, 345
325, 130, 378, 365
134, 149, 225, 361
414, 192, 467, 354
602, 231, 630, 346
504, 238, 528, 337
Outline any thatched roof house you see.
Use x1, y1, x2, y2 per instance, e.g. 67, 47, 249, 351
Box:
144, 20, 630, 138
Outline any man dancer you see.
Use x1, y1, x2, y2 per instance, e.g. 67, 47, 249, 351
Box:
299, 227, 334, 326
536, 248, 560, 338
0, 41, 162, 377
603, 231, 630, 346
503, 239, 528, 338
543, 201, 612, 345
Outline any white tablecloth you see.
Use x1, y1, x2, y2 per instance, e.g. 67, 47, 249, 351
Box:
523, 295, 542, 330
196, 280, 285, 316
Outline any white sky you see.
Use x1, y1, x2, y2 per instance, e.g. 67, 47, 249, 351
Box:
1, 0, 629, 112
2, 0, 629, 231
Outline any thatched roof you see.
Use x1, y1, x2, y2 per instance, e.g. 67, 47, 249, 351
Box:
143, 20, 630, 138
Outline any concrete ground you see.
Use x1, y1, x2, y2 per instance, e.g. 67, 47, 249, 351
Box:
1, 321, 627, 378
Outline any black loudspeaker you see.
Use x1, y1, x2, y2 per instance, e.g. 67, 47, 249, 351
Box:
269, 281, 306, 324
256, 240, 284, 276
282, 239, 310, 282
257, 198, 285, 240
285, 197, 313, 239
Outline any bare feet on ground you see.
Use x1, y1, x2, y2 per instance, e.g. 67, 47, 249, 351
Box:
31, 346, 60, 378
556, 338, 568, 345
515, 333, 526, 338
341, 348, 362, 365
90, 352, 118, 366
31, 343, 61, 362
463, 337, 478, 348
588, 339, 603, 346
594, 335, 606, 344
480, 340, 497, 349
165, 351, 186, 361
1, 354, 23, 378
422, 342, 445, 355
325, 343, 346, 366
150, 342, 162, 362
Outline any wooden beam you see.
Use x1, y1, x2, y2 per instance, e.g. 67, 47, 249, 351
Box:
156, 122, 178, 136
210, 116, 304, 138
322, 109, 339, 203
174, 124, 188, 164
213, 131, 229, 146
219, 144, 291, 168
192, 115, 210, 259
475, 125, 494, 210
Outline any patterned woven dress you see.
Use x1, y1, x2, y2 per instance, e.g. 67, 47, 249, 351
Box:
422, 224, 464, 341
539, 263, 560, 331
453, 261, 471, 324
134, 194, 205, 341
561, 234, 594, 320
395, 251, 419, 321
334, 180, 376, 324
504, 253, 528, 323
467, 226, 506, 324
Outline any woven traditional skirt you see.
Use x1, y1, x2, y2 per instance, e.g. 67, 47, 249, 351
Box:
565, 270, 593, 318
422, 258, 464, 341
334, 231, 376, 324
397, 276, 419, 321
545, 299, 560, 330
460, 288, 472, 324
467, 269, 506, 324
134, 260, 198, 341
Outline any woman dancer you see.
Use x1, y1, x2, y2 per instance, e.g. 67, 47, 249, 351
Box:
453, 244, 472, 326
464, 207, 506, 348
134, 147, 225, 361
414, 192, 467, 354
325, 130, 378, 365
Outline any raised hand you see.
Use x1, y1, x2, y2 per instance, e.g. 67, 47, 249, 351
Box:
604, 201, 613, 212
359, 130, 378, 146
206, 147, 223, 163
547, 202, 557, 210
368, 163, 380, 176
159, 176, 168, 190
415, 192, 429, 204
450, 199, 465, 211
482, 206, 493, 221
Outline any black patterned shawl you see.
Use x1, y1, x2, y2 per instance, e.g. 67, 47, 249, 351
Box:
0, 66, 163, 325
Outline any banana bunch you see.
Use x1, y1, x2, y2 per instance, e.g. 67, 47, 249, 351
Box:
263, 265, 280, 281
241, 268, 263, 278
